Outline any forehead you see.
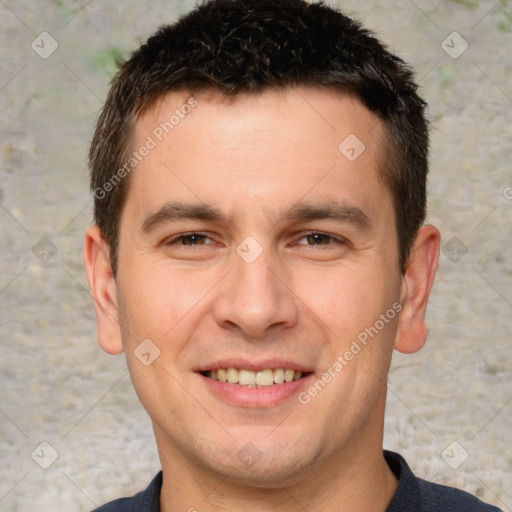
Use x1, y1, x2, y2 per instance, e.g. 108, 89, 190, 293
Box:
125, 86, 393, 230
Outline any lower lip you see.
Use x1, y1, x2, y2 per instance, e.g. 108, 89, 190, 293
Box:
198, 373, 313, 408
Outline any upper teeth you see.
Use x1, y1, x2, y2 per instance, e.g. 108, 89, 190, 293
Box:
207, 368, 303, 386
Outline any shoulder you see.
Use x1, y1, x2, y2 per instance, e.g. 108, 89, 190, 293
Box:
416, 477, 503, 511
90, 472, 163, 512
385, 451, 502, 512
91, 496, 137, 512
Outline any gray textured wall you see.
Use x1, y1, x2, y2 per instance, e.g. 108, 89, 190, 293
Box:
0, 0, 511, 510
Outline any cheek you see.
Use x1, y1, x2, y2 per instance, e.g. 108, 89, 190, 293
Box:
294, 261, 400, 350
294, 262, 384, 316
116, 261, 219, 344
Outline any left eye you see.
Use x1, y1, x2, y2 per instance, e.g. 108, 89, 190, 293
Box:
296, 233, 340, 245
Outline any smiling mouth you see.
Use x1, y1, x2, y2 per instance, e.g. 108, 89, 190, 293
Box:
202, 368, 310, 387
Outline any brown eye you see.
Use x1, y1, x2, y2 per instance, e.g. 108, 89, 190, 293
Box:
294, 231, 348, 249
166, 233, 211, 246
305, 233, 331, 245
180, 234, 207, 245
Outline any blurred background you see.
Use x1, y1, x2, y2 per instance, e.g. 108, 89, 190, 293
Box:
0, 0, 511, 510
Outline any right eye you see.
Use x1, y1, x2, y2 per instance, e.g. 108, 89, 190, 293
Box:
165, 233, 212, 246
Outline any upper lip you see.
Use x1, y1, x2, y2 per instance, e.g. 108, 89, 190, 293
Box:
196, 359, 314, 373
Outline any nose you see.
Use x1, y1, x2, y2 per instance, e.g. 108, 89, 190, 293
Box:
212, 245, 299, 339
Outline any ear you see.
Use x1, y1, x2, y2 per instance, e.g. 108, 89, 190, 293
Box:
394, 225, 440, 354
83, 225, 124, 355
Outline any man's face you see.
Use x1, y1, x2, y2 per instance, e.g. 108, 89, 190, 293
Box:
112, 87, 403, 485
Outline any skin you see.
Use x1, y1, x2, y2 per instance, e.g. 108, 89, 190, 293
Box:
84, 86, 440, 511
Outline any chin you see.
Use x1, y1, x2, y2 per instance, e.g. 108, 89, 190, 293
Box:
216, 458, 316, 489
201, 437, 321, 489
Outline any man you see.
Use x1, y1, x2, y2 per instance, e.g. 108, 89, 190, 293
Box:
83, 0, 501, 510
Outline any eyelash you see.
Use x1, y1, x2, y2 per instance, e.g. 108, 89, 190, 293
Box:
165, 231, 347, 247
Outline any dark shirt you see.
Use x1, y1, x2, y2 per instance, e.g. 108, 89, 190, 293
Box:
92, 450, 502, 511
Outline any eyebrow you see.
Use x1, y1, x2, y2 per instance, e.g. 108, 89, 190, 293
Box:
141, 202, 221, 233
283, 201, 372, 231
141, 200, 372, 234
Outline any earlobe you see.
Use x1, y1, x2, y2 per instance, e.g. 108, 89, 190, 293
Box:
83, 226, 124, 355
394, 225, 440, 354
